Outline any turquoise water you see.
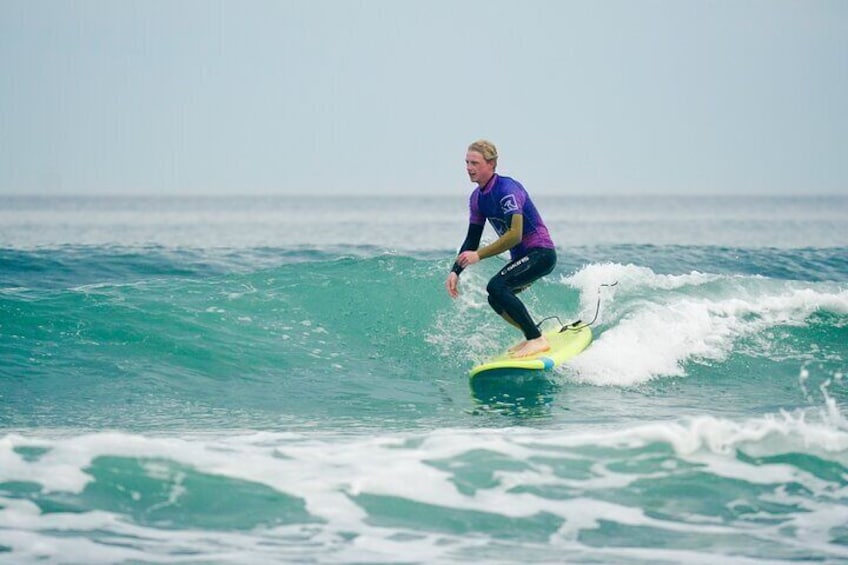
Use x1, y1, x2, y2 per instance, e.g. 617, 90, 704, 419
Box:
1, 195, 847, 563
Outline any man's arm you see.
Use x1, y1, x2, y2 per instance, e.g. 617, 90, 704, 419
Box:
477, 214, 523, 260
457, 214, 523, 269
450, 223, 484, 275
446, 223, 484, 298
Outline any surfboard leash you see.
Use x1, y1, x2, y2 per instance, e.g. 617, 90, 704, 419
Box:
535, 281, 618, 333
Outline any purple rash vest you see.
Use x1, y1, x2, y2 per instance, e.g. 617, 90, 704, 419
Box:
468, 174, 554, 261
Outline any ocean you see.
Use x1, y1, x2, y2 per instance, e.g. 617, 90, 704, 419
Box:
1, 194, 847, 564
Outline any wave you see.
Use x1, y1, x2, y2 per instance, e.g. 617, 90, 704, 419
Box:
563, 262, 848, 386
1, 403, 847, 563
1, 247, 846, 431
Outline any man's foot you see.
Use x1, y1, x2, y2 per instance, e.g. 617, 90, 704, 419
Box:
508, 340, 527, 353
510, 336, 550, 358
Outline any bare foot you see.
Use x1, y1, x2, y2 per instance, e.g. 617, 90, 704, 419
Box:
508, 340, 527, 353
510, 336, 550, 358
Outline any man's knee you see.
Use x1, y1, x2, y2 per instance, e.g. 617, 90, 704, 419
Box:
487, 293, 502, 314
486, 277, 506, 297
487, 278, 508, 312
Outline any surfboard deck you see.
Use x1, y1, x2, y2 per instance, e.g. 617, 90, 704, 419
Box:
469, 324, 592, 378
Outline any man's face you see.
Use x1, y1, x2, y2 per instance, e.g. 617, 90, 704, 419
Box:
465, 150, 495, 186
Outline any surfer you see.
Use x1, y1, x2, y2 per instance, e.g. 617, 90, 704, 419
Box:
445, 140, 557, 358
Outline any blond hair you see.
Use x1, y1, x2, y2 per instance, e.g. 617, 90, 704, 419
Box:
468, 139, 498, 165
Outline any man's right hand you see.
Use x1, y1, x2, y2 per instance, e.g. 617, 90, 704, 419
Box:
445, 272, 459, 298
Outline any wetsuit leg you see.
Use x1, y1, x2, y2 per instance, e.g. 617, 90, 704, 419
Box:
486, 248, 557, 340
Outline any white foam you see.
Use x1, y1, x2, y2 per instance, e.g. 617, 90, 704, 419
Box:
566, 262, 721, 297
561, 263, 848, 386
2, 413, 848, 562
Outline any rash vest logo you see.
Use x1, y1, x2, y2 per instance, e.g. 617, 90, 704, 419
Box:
500, 194, 519, 214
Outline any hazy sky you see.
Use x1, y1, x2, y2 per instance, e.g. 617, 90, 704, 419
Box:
1, 1, 846, 196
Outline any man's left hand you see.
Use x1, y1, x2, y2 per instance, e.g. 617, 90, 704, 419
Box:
457, 251, 480, 268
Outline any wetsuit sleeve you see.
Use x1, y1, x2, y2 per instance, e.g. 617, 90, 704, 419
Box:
450, 223, 484, 275
477, 214, 523, 260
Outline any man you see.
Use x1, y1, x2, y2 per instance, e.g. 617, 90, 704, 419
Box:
445, 140, 557, 358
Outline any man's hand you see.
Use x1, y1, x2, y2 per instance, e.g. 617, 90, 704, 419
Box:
445, 271, 460, 298
457, 251, 480, 269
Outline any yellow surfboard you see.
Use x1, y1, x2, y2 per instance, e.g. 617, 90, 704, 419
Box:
469, 323, 592, 378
